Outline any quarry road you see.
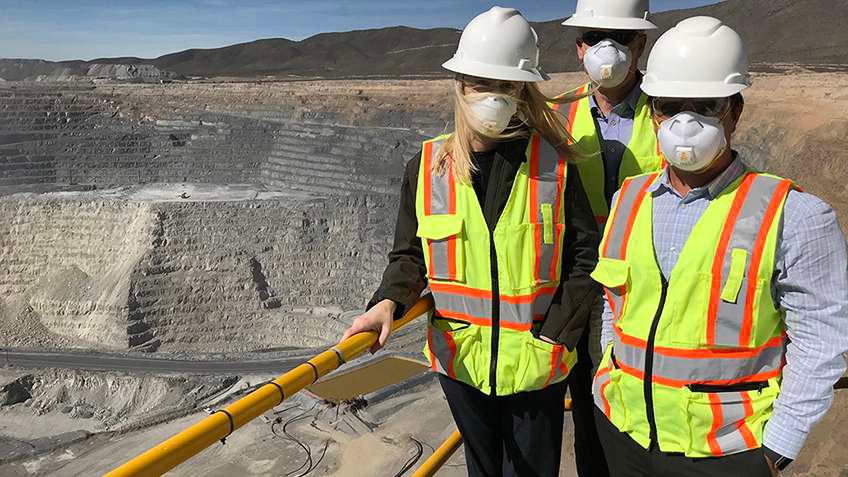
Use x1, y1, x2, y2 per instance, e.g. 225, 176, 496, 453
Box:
0, 349, 327, 375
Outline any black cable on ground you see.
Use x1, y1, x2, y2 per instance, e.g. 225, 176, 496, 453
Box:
269, 402, 318, 477
393, 436, 424, 477
298, 439, 331, 477
281, 412, 315, 476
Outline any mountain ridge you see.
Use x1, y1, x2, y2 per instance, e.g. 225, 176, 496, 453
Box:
1, 0, 845, 81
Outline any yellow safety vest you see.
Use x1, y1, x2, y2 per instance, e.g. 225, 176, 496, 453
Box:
590, 170, 793, 458
417, 133, 577, 396
553, 83, 664, 228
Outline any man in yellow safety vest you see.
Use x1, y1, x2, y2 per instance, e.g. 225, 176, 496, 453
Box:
555, 2, 664, 474
591, 16, 848, 476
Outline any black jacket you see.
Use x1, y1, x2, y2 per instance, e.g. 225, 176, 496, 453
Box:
368, 135, 600, 348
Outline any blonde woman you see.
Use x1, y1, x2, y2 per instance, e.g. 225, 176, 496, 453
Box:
341, 7, 599, 476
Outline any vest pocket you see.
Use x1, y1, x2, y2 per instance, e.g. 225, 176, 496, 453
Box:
417, 214, 465, 282
592, 363, 631, 433
683, 378, 779, 457
425, 315, 481, 384
502, 222, 565, 290
591, 257, 630, 320
516, 334, 570, 391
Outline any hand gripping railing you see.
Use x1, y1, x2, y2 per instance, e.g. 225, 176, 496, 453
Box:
106, 294, 434, 477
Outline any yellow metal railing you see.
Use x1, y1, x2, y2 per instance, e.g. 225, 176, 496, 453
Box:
106, 295, 434, 477
413, 429, 462, 477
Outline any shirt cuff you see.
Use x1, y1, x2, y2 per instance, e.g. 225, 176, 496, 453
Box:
763, 415, 807, 460
763, 446, 793, 471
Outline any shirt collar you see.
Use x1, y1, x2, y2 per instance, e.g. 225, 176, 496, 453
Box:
648, 153, 749, 201
588, 75, 643, 118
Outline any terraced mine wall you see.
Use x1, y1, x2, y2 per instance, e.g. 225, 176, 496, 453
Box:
0, 83, 429, 193
0, 195, 395, 352
0, 81, 440, 352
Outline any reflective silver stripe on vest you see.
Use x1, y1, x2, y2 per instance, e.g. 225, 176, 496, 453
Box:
709, 392, 755, 455
612, 332, 783, 385
427, 139, 450, 214
532, 137, 566, 282
426, 139, 453, 279
592, 367, 612, 413
602, 173, 656, 260
500, 290, 555, 328
428, 324, 451, 376
600, 173, 657, 318
432, 286, 556, 329
433, 291, 491, 322
712, 174, 786, 346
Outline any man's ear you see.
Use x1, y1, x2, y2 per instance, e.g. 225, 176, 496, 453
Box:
727, 97, 744, 134
633, 33, 648, 61
576, 38, 586, 61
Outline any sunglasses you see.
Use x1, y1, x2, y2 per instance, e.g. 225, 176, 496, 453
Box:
457, 75, 523, 95
651, 97, 731, 119
579, 30, 639, 47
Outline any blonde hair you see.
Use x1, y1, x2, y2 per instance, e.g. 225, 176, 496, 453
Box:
434, 80, 589, 183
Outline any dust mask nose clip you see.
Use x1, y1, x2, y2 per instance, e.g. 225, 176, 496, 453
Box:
658, 111, 728, 172
467, 94, 518, 136
583, 39, 632, 88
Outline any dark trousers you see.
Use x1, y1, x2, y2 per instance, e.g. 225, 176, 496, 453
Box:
438, 374, 568, 477
567, 325, 610, 477
594, 407, 774, 477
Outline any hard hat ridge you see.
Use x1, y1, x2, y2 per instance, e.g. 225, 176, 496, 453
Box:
442, 6, 549, 82
562, 0, 657, 30
641, 16, 751, 98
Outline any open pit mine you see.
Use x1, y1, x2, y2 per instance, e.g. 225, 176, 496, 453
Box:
1, 71, 847, 476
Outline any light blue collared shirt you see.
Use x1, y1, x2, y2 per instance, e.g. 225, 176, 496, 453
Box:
600, 156, 848, 459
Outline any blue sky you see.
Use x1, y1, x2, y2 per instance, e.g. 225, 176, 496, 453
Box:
0, 1, 720, 61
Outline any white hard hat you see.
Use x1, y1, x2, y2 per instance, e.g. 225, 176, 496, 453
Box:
442, 6, 549, 82
641, 16, 751, 98
562, 0, 657, 30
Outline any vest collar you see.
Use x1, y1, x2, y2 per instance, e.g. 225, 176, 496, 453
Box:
588, 74, 643, 119
649, 152, 749, 201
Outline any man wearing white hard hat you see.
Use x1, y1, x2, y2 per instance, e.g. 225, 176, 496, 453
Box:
342, 7, 600, 475
589, 16, 848, 476
555, 2, 663, 475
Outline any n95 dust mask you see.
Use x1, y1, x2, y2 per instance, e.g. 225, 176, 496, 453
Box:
583, 39, 632, 89
467, 94, 518, 136
658, 111, 728, 172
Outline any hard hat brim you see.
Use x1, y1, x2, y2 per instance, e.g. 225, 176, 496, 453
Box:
561, 15, 657, 30
640, 80, 750, 99
442, 57, 550, 82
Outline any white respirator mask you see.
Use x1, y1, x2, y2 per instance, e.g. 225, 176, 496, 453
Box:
657, 111, 728, 172
583, 39, 632, 89
467, 94, 518, 136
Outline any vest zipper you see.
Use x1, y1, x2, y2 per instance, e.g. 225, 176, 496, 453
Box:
485, 153, 505, 398
644, 276, 668, 449
488, 228, 500, 397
